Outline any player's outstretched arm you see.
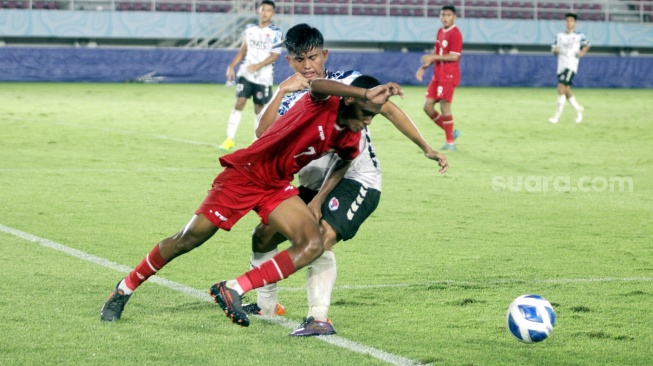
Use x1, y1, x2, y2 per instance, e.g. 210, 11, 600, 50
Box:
381, 101, 449, 174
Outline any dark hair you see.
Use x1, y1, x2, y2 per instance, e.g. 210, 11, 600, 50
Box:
441, 5, 456, 13
260, 0, 275, 9
284, 23, 324, 56
565, 12, 578, 20
350, 75, 381, 90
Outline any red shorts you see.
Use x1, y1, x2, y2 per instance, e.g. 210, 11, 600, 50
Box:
195, 167, 299, 231
426, 79, 457, 102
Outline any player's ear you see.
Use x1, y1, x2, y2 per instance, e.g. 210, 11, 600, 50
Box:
323, 49, 329, 61
343, 96, 355, 105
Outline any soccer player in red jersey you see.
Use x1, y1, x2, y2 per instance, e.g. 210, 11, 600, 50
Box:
100, 76, 404, 326
416, 4, 463, 151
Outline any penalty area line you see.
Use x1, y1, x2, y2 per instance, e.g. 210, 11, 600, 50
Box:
0, 223, 429, 366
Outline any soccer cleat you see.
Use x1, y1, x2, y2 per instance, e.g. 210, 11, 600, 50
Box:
548, 116, 559, 124
209, 281, 250, 327
100, 280, 132, 322
219, 138, 235, 151
242, 302, 287, 316
440, 143, 457, 151
453, 129, 461, 141
289, 316, 336, 337
576, 106, 584, 123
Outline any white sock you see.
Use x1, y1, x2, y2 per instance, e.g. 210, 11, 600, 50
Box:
251, 248, 279, 315
226, 109, 242, 140
118, 279, 133, 295
226, 279, 244, 296
306, 251, 337, 322
568, 96, 581, 111
554, 94, 566, 117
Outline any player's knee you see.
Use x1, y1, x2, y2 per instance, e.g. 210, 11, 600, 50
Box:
302, 235, 325, 262
168, 232, 204, 255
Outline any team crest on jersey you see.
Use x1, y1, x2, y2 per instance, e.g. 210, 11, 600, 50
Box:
328, 197, 340, 211
256, 91, 263, 99
442, 40, 449, 48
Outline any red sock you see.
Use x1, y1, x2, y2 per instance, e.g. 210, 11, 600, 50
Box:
236, 250, 296, 293
124, 243, 169, 291
443, 115, 455, 144
429, 111, 444, 130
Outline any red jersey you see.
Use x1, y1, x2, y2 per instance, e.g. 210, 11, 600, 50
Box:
432, 24, 463, 85
219, 94, 361, 188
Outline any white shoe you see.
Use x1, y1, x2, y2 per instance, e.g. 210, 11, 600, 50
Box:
575, 106, 584, 123
548, 116, 559, 124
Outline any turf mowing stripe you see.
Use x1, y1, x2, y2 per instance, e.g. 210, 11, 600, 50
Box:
0, 223, 429, 366
0, 168, 218, 173
280, 276, 653, 292
51, 121, 220, 148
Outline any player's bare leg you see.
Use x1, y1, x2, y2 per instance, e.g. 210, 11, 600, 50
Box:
101, 214, 218, 321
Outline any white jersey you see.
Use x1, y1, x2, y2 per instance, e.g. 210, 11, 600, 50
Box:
552, 31, 589, 74
278, 70, 382, 192
237, 23, 283, 86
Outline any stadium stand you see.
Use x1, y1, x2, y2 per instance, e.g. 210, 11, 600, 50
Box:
1, 0, 651, 22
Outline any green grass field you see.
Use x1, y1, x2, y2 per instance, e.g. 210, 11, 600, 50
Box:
1, 83, 651, 365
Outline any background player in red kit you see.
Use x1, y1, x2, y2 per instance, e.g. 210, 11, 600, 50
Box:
100, 76, 405, 327
416, 4, 463, 151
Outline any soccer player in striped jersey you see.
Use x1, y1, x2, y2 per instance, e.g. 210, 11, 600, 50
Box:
219, 0, 283, 151
549, 12, 590, 124
244, 23, 449, 336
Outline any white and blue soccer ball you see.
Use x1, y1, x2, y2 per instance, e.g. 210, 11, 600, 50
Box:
506, 294, 556, 343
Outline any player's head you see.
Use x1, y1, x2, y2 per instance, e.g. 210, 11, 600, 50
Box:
339, 75, 383, 132
258, 0, 275, 23
284, 23, 329, 80
440, 5, 457, 28
565, 12, 577, 31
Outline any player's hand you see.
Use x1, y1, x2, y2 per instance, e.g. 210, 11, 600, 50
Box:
425, 149, 449, 174
366, 82, 404, 104
307, 199, 323, 222
279, 73, 310, 94
226, 66, 235, 83
415, 67, 425, 82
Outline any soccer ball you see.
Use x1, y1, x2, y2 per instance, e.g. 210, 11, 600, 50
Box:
506, 294, 556, 343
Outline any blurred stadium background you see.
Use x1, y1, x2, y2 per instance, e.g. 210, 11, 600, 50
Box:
1, 0, 652, 86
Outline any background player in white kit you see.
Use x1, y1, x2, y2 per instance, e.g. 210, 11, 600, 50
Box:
220, 0, 282, 151
243, 24, 448, 336
549, 12, 590, 124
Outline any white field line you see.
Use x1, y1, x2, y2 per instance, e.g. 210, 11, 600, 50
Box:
0, 223, 428, 366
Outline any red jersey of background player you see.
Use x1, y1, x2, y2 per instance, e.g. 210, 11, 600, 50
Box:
432, 24, 463, 85
219, 94, 361, 188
